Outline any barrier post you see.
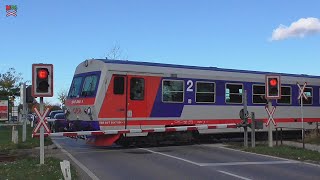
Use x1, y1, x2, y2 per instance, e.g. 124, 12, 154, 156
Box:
276, 127, 278, 146
251, 112, 255, 148
280, 128, 283, 145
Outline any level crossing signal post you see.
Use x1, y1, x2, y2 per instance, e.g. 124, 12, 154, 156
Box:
265, 75, 281, 147
297, 82, 308, 144
32, 64, 53, 165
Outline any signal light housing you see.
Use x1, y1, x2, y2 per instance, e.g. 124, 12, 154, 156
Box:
32, 64, 53, 97
265, 75, 281, 99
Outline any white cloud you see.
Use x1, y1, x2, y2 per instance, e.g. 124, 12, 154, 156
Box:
270, 17, 320, 41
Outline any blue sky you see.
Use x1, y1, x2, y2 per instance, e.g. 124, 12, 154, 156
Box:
1, 0, 319, 104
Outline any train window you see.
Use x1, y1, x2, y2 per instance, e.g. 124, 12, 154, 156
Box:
130, 78, 145, 100
196, 82, 215, 103
114, 76, 124, 95
252, 85, 267, 104
277, 86, 291, 105
68, 76, 83, 98
299, 87, 313, 105
225, 83, 243, 104
162, 80, 184, 103
81, 75, 98, 97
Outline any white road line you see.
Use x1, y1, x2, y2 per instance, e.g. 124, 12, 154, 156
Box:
139, 148, 200, 166
216, 146, 298, 162
210, 145, 320, 168
218, 170, 252, 180
139, 148, 295, 168
53, 140, 100, 180
198, 160, 297, 167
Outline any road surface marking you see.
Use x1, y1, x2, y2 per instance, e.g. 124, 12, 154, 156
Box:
53, 140, 100, 180
139, 148, 295, 168
216, 145, 298, 162
198, 160, 296, 166
139, 148, 200, 166
218, 170, 252, 180
205, 145, 320, 168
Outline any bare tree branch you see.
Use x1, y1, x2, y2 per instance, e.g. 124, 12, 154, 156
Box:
57, 89, 68, 106
105, 44, 127, 60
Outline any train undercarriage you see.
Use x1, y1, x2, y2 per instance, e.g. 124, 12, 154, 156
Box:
48, 120, 319, 147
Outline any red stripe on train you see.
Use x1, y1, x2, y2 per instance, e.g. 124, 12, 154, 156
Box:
98, 118, 320, 127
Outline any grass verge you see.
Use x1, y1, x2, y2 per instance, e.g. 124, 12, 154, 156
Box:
227, 143, 320, 163
0, 124, 79, 179
0, 125, 52, 153
0, 156, 78, 180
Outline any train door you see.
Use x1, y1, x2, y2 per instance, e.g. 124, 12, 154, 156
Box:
111, 75, 127, 129
126, 75, 147, 129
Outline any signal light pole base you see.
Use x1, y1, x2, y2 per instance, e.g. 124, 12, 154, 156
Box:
268, 101, 273, 147
40, 97, 44, 165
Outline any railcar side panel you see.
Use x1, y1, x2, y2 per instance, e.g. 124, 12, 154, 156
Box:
65, 59, 320, 140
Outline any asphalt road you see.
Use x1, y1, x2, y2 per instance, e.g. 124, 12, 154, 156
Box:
52, 137, 320, 180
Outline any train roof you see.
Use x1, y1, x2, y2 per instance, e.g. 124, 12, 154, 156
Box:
95, 59, 320, 79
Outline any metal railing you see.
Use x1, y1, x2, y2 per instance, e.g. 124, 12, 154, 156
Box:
275, 127, 306, 149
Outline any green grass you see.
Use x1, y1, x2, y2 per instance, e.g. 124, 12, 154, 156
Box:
228, 143, 320, 163
0, 157, 78, 180
0, 124, 79, 179
0, 125, 53, 153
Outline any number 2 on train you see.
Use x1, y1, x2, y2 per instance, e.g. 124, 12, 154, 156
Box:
187, 80, 193, 92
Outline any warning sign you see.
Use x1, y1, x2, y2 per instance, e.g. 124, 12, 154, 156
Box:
0, 99, 9, 122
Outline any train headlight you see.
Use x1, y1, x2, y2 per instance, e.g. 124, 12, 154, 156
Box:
84, 107, 92, 116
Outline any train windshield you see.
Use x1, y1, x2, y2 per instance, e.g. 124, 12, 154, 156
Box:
81, 75, 98, 97
68, 72, 101, 98
68, 76, 83, 98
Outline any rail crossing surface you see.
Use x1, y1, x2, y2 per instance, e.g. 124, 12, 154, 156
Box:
52, 137, 320, 180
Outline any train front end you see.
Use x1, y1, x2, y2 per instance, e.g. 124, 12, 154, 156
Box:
64, 59, 106, 132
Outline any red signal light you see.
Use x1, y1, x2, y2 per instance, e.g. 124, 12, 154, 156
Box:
269, 79, 277, 86
38, 69, 48, 79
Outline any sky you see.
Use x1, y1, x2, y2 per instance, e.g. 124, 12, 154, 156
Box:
1, 0, 320, 105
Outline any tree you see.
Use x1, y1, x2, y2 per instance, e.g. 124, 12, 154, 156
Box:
105, 44, 128, 60
29, 102, 61, 114
0, 67, 25, 97
57, 89, 68, 106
